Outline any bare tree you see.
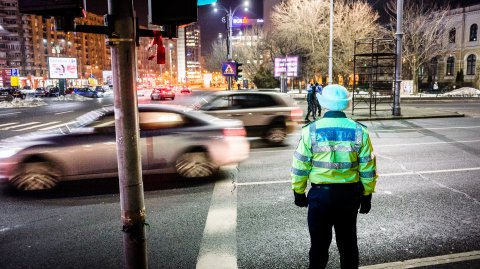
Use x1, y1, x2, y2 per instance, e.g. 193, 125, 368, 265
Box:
385, 0, 451, 93
205, 39, 227, 72
270, 0, 381, 83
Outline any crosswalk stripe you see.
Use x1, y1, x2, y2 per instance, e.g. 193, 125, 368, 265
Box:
15, 121, 61, 131
0, 122, 19, 128
1, 122, 40, 130
39, 121, 76, 131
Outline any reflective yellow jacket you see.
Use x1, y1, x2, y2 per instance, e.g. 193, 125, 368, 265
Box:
291, 111, 377, 196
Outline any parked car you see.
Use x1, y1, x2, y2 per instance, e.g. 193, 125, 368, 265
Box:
34, 87, 47, 97
180, 86, 192, 94
65, 87, 76, 94
74, 87, 104, 98
0, 104, 249, 191
151, 87, 175, 100
20, 86, 35, 96
46, 86, 60, 97
194, 91, 303, 145
95, 86, 106, 93
0, 88, 23, 101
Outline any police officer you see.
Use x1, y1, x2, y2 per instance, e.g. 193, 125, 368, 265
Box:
305, 83, 317, 122
314, 83, 323, 117
291, 84, 377, 269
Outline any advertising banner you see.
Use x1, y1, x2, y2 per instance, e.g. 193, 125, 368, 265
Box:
48, 57, 78, 79
274, 56, 299, 77
103, 71, 113, 85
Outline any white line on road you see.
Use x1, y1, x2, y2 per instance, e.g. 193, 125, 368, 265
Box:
1, 122, 39, 130
196, 178, 237, 269
359, 250, 480, 269
54, 110, 74, 115
0, 112, 21, 116
373, 125, 480, 132
15, 121, 61, 131
0, 122, 19, 128
236, 166, 480, 186
39, 121, 76, 130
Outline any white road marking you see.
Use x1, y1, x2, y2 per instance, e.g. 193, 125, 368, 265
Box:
359, 250, 480, 269
374, 125, 480, 132
0, 122, 19, 128
197, 178, 237, 269
1, 122, 39, 130
14, 121, 61, 131
39, 122, 74, 130
236, 166, 480, 186
54, 110, 74, 115
0, 112, 21, 116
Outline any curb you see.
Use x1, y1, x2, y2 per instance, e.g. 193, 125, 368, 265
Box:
300, 112, 465, 124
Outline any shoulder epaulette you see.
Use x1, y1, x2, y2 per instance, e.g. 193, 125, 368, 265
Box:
302, 121, 315, 128
354, 120, 367, 128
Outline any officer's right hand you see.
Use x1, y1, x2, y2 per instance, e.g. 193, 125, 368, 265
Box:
293, 191, 308, 207
359, 194, 372, 214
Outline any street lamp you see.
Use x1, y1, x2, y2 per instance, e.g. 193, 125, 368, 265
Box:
212, 0, 249, 90
169, 42, 173, 84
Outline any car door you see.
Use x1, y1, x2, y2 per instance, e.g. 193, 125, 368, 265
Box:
139, 111, 196, 171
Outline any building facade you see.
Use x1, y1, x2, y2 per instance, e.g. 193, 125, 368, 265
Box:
423, 4, 480, 89
177, 23, 202, 84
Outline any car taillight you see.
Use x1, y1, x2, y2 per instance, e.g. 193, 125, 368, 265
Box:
223, 127, 246, 137
290, 107, 303, 120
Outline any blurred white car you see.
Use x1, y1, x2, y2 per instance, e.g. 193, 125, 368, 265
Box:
0, 104, 249, 191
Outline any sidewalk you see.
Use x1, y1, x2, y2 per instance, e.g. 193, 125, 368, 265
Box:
343, 105, 465, 121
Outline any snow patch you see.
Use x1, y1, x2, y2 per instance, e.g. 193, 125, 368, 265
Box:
441, 87, 480, 96
0, 98, 48, 108
52, 94, 91, 102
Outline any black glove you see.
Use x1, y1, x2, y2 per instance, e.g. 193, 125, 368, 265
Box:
294, 191, 308, 207
359, 194, 372, 214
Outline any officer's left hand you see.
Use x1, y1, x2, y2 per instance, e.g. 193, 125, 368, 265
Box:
293, 191, 308, 207
359, 194, 372, 214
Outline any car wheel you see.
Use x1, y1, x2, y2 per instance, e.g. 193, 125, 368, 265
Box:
264, 125, 287, 145
150, 96, 154, 100
10, 160, 61, 191
92, 94, 98, 98
5, 95, 13, 102
171, 97, 175, 100
175, 152, 218, 178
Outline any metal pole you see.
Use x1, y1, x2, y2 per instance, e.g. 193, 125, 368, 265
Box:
169, 43, 173, 84
108, 0, 148, 268
393, 0, 403, 116
226, 9, 233, 91
328, 0, 333, 85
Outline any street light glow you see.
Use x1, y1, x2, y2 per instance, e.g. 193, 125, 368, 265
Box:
214, 7, 218, 12
244, 1, 249, 7
212, 2, 216, 6
244, 7, 248, 12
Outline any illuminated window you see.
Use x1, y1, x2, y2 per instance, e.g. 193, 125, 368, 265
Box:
470, 24, 478, 41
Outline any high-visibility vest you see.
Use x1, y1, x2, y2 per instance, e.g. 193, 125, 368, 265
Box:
291, 111, 377, 196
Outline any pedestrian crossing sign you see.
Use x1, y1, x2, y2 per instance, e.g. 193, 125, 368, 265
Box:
222, 61, 237, 77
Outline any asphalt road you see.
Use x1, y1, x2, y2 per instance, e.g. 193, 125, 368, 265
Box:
0, 92, 479, 268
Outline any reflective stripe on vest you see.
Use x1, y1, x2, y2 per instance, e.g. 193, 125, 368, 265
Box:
312, 160, 358, 169
291, 167, 310, 176
294, 151, 311, 162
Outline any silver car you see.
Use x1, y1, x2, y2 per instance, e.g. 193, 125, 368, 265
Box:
0, 104, 249, 191
194, 91, 303, 145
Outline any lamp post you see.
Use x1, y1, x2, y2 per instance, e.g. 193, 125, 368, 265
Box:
212, 1, 249, 90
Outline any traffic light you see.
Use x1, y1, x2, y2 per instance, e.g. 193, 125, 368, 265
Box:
236, 62, 243, 79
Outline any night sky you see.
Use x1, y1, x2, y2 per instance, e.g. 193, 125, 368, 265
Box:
85, 0, 480, 56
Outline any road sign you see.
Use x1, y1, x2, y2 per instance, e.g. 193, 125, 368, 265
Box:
11, 76, 19, 86
222, 62, 237, 77
11, 68, 19, 76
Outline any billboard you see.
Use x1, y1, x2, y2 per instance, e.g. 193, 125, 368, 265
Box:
48, 57, 78, 79
274, 56, 299, 77
103, 70, 113, 85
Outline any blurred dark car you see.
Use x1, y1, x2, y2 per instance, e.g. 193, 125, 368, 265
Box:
65, 87, 76, 94
180, 86, 192, 94
0, 104, 249, 191
194, 91, 303, 145
95, 86, 106, 93
74, 87, 104, 98
34, 87, 47, 97
151, 87, 175, 100
46, 86, 60, 97
0, 88, 24, 101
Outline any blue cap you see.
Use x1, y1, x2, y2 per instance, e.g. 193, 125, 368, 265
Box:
316, 84, 351, 111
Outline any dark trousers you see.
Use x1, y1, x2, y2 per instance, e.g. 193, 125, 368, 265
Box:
307, 184, 362, 269
306, 93, 317, 121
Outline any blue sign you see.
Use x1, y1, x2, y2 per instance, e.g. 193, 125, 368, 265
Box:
90, 74, 94, 78
222, 62, 237, 77
11, 68, 19, 76
198, 0, 216, 6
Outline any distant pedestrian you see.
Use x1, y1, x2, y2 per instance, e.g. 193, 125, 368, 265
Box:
291, 84, 378, 269
305, 83, 317, 122
314, 83, 323, 117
